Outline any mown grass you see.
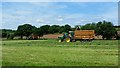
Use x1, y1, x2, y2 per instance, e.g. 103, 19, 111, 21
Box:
2, 39, 118, 66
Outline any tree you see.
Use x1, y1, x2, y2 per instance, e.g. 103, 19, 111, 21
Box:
81, 23, 96, 30
64, 24, 72, 33
78, 21, 116, 39
33, 28, 44, 37
7, 33, 14, 40
40, 25, 50, 34
59, 26, 65, 33
2, 29, 15, 38
96, 21, 102, 35
96, 21, 116, 39
2, 32, 7, 38
15, 24, 35, 39
49, 25, 60, 34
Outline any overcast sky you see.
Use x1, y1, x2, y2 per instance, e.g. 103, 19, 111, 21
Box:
1, 1, 118, 30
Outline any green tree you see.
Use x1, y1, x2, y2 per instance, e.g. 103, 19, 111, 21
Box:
7, 33, 14, 40
64, 24, 72, 33
40, 25, 50, 34
81, 23, 96, 30
101, 21, 116, 39
59, 26, 65, 33
49, 25, 60, 34
33, 28, 44, 37
2, 29, 15, 38
2, 30, 7, 38
96, 21, 102, 35
96, 21, 116, 39
16, 24, 35, 39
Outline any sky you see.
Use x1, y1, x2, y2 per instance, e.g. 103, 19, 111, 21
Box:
1, 2, 118, 30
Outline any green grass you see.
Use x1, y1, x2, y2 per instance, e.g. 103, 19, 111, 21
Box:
2, 39, 118, 66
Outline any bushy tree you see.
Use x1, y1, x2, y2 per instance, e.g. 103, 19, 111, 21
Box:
99, 21, 116, 39
59, 26, 65, 33
2, 32, 7, 38
59, 24, 72, 33
49, 25, 60, 34
15, 24, 35, 39
7, 33, 14, 40
81, 23, 96, 30
40, 25, 50, 34
33, 28, 44, 37
2, 29, 15, 38
64, 24, 72, 33
78, 21, 116, 39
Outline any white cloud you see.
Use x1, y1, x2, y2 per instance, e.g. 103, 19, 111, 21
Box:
57, 18, 63, 22
57, 16, 64, 21
36, 18, 45, 23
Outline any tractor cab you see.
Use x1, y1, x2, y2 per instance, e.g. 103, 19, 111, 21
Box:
58, 31, 74, 42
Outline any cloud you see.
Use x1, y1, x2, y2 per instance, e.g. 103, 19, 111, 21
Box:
2, 2, 118, 29
57, 18, 63, 21
36, 18, 45, 23
57, 16, 64, 21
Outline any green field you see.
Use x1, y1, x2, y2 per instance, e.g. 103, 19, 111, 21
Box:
2, 39, 118, 66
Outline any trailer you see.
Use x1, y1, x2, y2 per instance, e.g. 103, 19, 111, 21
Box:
74, 30, 95, 41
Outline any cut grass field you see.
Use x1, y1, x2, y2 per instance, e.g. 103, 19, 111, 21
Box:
2, 39, 118, 66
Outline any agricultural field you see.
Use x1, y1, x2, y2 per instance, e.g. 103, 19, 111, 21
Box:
2, 39, 118, 66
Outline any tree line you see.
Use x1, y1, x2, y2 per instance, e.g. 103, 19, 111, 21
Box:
1, 20, 120, 40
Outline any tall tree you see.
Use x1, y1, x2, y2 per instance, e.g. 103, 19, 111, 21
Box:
59, 26, 65, 33
96, 21, 116, 39
96, 21, 102, 35
81, 23, 96, 30
33, 28, 44, 37
15, 24, 35, 39
101, 21, 116, 39
49, 25, 60, 34
64, 24, 72, 33
40, 25, 50, 34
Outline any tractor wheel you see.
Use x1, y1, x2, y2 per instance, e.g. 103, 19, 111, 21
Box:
58, 39, 62, 42
65, 37, 71, 42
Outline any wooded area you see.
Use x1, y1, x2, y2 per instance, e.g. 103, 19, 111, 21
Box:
1, 20, 120, 40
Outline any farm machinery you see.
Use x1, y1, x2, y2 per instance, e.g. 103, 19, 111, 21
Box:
58, 27, 95, 42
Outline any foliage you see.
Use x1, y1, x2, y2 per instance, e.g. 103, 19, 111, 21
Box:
64, 24, 72, 33
81, 23, 96, 30
81, 21, 116, 39
49, 25, 60, 34
15, 24, 36, 39
7, 33, 14, 40
59, 26, 65, 33
2, 20, 118, 40
33, 28, 44, 37
97, 21, 116, 39
40, 25, 50, 34
1, 29, 15, 38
